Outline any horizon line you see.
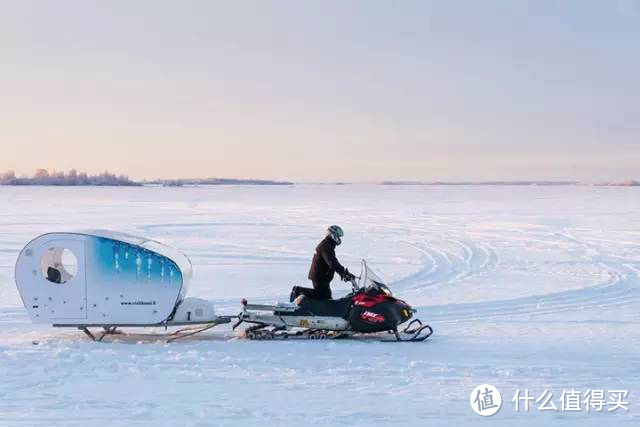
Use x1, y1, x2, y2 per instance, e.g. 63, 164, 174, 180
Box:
0, 168, 638, 186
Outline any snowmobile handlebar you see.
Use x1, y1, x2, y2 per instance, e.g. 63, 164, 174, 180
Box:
342, 268, 357, 282
348, 277, 360, 292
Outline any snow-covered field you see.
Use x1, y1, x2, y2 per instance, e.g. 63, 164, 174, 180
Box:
0, 185, 638, 426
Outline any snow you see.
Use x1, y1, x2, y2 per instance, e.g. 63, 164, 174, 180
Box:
0, 185, 638, 426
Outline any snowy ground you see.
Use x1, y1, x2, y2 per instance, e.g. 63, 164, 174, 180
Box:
0, 185, 638, 426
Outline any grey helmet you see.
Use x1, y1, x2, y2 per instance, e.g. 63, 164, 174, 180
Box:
326, 225, 344, 245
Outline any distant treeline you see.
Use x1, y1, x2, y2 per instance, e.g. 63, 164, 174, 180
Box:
2, 170, 636, 187
0, 170, 293, 186
146, 178, 294, 186
0, 169, 139, 186
593, 180, 640, 187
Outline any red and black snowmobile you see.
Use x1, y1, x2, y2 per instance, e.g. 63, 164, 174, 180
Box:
234, 261, 433, 342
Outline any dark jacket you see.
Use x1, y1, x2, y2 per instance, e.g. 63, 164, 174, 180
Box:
308, 236, 346, 282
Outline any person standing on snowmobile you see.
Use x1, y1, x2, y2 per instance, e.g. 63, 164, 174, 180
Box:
290, 225, 355, 302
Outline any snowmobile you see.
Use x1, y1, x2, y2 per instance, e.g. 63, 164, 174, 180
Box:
233, 261, 433, 342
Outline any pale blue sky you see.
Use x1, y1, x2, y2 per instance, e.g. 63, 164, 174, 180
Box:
1, 1, 638, 181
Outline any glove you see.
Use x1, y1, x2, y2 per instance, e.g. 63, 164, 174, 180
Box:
342, 269, 355, 282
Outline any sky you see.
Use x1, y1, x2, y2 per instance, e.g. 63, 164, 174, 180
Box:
1, 1, 639, 182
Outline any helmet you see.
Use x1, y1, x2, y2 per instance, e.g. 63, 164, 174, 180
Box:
326, 225, 344, 245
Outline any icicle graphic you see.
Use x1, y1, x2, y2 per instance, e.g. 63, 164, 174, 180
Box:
135, 252, 142, 280
113, 245, 120, 274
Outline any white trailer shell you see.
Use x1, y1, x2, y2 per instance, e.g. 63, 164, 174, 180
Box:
15, 230, 193, 326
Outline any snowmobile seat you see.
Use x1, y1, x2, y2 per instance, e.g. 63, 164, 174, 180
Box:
286, 295, 353, 318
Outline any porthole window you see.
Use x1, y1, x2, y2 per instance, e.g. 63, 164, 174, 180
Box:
41, 247, 78, 284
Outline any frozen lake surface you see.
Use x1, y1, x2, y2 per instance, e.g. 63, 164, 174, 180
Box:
0, 185, 638, 426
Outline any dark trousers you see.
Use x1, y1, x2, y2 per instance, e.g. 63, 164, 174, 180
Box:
293, 281, 332, 300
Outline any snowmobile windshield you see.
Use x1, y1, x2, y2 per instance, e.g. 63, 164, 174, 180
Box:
360, 261, 393, 296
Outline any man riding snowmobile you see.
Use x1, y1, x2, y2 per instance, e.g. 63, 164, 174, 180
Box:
290, 225, 355, 302
238, 256, 434, 341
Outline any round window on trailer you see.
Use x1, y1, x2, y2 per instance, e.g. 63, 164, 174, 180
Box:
41, 247, 78, 284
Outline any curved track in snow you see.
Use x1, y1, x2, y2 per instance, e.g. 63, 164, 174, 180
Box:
391, 239, 499, 291
394, 228, 640, 323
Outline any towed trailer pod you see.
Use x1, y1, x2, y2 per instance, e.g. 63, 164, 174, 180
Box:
15, 230, 230, 341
